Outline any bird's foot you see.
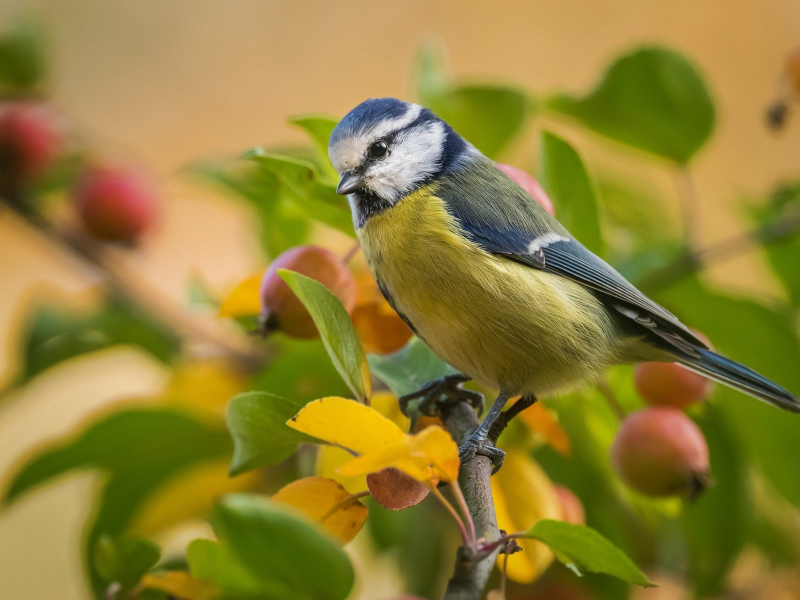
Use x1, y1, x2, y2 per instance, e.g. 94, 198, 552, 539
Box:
398, 373, 484, 418
459, 432, 506, 474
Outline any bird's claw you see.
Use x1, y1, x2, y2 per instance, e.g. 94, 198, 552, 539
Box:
458, 433, 506, 474
398, 374, 483, 418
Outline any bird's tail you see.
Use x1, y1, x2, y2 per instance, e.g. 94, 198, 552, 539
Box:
678, 348, 800, 414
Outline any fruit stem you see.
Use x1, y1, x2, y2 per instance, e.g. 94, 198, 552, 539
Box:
597, 378, 626, 420
431, 483, 472, 549
342, 241, 361, 264
450, 478, 477, 547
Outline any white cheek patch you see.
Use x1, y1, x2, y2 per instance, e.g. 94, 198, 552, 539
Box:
365, 121, 446, 202
328, 104, 423, 174
527, 233, 569, 254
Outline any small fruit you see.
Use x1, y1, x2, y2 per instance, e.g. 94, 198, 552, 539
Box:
366, 467, 429, 510
0, 103, 59, 193
554, 485, 585, 525
258, 245, 356, 339
611, 407, 710, 500
75, 166, 158, 244
634, 330, 714, 409
634, 363, 712, 409
495, 163, 555, 215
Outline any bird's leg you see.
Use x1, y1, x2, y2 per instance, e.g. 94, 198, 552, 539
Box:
398, 373, 484, 418
459, 390, 511, 473
488, 395, 538, 442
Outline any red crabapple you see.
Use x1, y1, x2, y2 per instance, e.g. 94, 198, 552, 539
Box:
611, 407, 710, 500
258, 245, 356, 339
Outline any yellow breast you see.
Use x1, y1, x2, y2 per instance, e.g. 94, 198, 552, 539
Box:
358, 185, 618, 396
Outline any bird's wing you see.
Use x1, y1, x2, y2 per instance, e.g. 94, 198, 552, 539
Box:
436, 166, 707, 356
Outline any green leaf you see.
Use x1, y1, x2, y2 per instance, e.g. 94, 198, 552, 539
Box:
539, 131, 604, 256
526, 520, 655, 587
416, 43, 528, 159
289, 114, 340, 182
17, 296, 181, 385
367, 336, 458, 398
0, 20, 46, 91
93, 535, 161, 598
749, 182, 800, 306
115, 536, 161, 589
548, 46, 714, 164
3, 408, 231, 598
226, 391, 316, 476
187, 539, 263, 595
93, 535, 120, 582
278, 270, 371, 403
191, 160, 310, 259
681, 405, 752, 598
212, 494, 355, 600
247, 151, 354, 237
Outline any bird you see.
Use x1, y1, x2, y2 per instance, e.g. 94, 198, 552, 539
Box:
327, 97, 800, 467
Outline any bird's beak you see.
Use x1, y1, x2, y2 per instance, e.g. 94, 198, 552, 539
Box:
336, 171, 362, 195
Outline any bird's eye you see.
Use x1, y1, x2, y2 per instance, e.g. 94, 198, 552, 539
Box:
368, 140, 388, 159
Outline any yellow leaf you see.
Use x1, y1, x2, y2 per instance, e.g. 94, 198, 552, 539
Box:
316, 445, 368, 494
130, 459, 260, 536
287, 397, 405, 454
371, 392, 410, 432
273, 476, 368, 544
339, 426, 459, 485
218, 273, 262, 318
142, 571, 218, 600
491, 449, 561, 583
518, 402, 571, 456
165, 359, 246, 421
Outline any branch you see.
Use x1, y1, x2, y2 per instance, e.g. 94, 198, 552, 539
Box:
4, 204, 266, 370
637, 210, 800, 294
440, 401, 501, 600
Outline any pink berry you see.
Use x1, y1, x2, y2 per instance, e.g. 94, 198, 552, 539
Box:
554, 485, 585, 525
635, 330, 714, 409
0, 103, 59, 190
75, 166, 159, 245
259, 245, 356, 339
611, 408, 710, 499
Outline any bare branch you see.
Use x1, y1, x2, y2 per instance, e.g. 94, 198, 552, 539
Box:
441, 401, 501, 600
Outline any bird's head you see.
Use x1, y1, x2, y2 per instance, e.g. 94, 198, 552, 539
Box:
328, 98, 472, 226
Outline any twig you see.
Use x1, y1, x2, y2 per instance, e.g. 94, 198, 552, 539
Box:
440, 401, 501, 600
636, 209, 800, 294
5, 205, 266, 370
674, 167, 701, 250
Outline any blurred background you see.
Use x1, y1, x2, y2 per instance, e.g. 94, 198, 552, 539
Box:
2, 2, 800, 599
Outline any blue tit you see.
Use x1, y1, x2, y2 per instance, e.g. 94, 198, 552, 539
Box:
328, 97, 800, 466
